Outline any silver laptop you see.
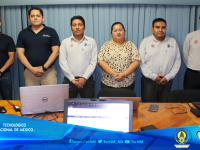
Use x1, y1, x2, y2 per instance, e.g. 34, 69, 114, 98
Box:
99, 97, 141, 111
20, 84, 69, 115
63, 99, 133, 132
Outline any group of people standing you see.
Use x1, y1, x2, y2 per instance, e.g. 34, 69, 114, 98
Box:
0, 7, 199, 102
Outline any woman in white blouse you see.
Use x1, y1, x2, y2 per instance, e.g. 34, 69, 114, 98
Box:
98, 22, 141, 90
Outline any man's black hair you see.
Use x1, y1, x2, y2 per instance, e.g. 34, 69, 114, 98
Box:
28, 7, 43, 17
152, 18, 167, 27
70, 16, 85, 26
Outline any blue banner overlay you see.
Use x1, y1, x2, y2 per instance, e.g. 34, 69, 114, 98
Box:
0, 114, 199, 149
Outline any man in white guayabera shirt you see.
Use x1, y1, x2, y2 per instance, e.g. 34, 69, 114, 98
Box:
183, 16, 200, 90
139, 18, 181, 102
59, 16, 97, 98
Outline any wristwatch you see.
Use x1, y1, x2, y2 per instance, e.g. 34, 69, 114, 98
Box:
42, 66, 47, 71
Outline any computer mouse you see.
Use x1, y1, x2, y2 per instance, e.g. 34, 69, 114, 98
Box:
0, 106, 7, 113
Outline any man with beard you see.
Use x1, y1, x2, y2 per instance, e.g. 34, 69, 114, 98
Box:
139, 18, 181, 102
17, 7, 60, 86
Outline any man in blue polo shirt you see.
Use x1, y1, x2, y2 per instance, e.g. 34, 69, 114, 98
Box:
0, 21, 16, 100
16, 7, 60, 86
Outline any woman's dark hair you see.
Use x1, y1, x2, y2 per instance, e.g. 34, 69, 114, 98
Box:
111, 22, 126, 34
71, 16, 85, 26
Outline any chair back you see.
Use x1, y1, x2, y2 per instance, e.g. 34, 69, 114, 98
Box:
168, 90, 200, 103
97, 88, 136, 98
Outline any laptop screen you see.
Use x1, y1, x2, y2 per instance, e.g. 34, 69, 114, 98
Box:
64, 99, 133, 132
99, 97, 141, 111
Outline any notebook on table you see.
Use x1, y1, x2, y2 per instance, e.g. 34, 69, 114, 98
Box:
20, 84, 69, 115
63, 98, 133, 132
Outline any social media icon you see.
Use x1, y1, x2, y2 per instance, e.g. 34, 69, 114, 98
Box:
98, 139, 102, 143
125, 140, 130, 144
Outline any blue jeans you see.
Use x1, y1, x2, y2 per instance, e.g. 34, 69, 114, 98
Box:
0, 71, 12, 100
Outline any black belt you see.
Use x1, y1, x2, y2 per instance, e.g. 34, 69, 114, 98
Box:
187, 68, 200, 74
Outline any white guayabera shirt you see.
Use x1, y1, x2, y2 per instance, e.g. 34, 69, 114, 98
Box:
139, 35, 181, 81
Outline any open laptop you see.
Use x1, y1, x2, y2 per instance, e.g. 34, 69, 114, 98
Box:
20, 84, 69, 115
99, 97, 141, 111
63, 99, 133, 132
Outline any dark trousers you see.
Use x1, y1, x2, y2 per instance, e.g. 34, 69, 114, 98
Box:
63, 76, 95, 98
184, 68, 200, 89
0, 71, 12, 100
141, 76, 173, 102
101, 82, 135, 90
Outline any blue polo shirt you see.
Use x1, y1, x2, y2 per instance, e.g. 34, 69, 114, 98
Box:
16, 25, 60, 67
0, 33, 16, 70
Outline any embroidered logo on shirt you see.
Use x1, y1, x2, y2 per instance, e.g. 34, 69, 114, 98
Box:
82, 49, 84, 51
194, 40, 198, 44
151, 44, 154, 48
167, 44, 174, 48
43, 34, 50, 37
84, 43, 87, 46
70, 44, 73, 47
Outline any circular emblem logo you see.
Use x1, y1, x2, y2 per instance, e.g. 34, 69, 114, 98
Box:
151, 44, 154, 48
196, 131, 200, 140
176, 130, 187, 144
70, 44, 73, 47
42, 97, 48, 103
194, 40, 198, 44
172, 128, 192, 146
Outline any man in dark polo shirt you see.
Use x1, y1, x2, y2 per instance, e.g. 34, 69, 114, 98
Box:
16, 7, 60, 86
0, 21, 16, 100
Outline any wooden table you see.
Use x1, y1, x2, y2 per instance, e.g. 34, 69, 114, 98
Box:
133, 103, 200, 131
1, 100, 64, 122
1, 100, 200, 132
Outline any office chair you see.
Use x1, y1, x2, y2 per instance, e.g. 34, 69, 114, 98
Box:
168, 90, 200, 103
97, 88, 136, 98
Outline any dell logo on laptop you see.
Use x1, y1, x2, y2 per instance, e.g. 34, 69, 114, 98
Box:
42, 97, 48, 103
